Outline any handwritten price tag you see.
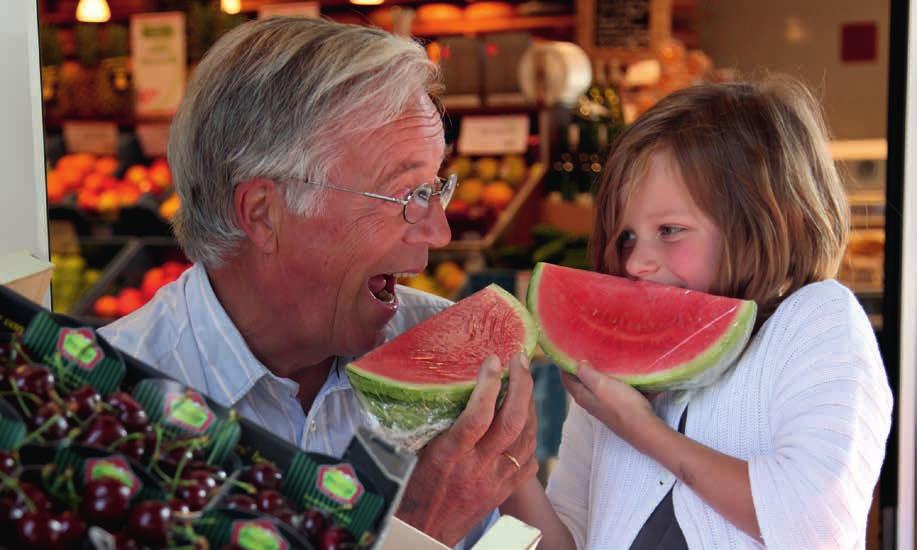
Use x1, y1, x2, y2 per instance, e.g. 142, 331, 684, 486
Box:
457, 115, 530, 156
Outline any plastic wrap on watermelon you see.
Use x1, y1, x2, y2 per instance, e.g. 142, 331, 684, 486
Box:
345, 284, 538, 452
526, 263, 758, 392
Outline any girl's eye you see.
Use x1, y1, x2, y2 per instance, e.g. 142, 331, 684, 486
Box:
660, 225, 684, 237
618, 230, 636, 249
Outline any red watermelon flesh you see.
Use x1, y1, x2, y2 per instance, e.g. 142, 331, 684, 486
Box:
527, 263, 756, 390
345, 284, 537, 449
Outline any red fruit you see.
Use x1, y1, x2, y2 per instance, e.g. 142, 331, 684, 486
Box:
7, 364, 55, 399
80, 478, 132, 527
175, 480, 211, 511
222, 494, 258, 513
56, 510, 87, 546
93, 295, 119, 318
128, 500, 172, 546
299, 508, 327, 543
255, 489, 287, 514
0, 451, 17, 476
16, 510, 61, 548
80, 415, 128, 449
105, 392, 149, 432
161, 260, 189, 280
182, 469, 218, 492
241, 462, 282, 491
319, 526, 355, 550
29, 401, 71, 441
116, 288, 145, 317
140, 267, 166, 301
168, 498, 193, 520
66, 384, 101, 420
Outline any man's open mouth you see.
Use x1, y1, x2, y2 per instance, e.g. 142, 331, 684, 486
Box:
368, 274, 396, 303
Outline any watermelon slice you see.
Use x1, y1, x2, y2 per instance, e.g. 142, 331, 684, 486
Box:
527, 263, 756, 391
346, 284, 537, 450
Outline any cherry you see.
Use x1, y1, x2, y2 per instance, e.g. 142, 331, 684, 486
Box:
113, 531, 140, 550
241, 462, 282, 491
175, 479, 211, 511
0, 450, 17, 475
56, 510, 86, 546
29, 401, 71, 441
299, 508, 328, 543
188, 460, 228, 483
167, 498, 193, 520
18, 481, 52, 512
105, 392, 149, 432
7, 364, 55, 399
128, 500, 172, 547
222, 494, 258, 513
80, 477, 132, 528
16, 509, 61, 548
65, 385, 101, 421
255, 489, 287, 514
116, 435, 147, 463
319, 526, 356, 550
272, 506, 295, 526
79, 414, 128, 449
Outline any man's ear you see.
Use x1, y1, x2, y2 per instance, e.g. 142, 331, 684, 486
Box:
234, 179, 281, 254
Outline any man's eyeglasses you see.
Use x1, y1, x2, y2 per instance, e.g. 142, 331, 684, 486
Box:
301, 173, 458, 224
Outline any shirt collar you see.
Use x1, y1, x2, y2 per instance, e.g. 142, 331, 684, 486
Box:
185, 263, 272, 407
185, 264, 355, 407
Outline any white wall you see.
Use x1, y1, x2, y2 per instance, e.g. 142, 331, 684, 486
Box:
896, 1, 917, 547
699, 0, 890, 140
0, 0, 49, 261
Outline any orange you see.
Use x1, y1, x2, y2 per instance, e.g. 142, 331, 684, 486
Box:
124, 165, 149, 184
159, 193, 180, 220
456, 178, 485, 205
93, 295, 118, 318
481, 181, 514, 211
94, 156, 119, 176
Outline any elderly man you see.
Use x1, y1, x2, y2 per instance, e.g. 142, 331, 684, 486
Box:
100, 17, 536, 547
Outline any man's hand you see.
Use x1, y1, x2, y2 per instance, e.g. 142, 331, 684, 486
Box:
397, 353, 538, 546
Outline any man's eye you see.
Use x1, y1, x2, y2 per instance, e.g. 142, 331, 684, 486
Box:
414, 187, 432, 201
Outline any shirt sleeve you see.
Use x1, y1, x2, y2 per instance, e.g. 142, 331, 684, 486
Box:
546, 400, 595, 549
748, 283, 893, 549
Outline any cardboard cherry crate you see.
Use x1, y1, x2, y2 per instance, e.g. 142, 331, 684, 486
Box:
0, 284, 416, 549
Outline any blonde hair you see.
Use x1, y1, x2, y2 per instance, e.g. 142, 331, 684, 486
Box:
590, 77, 849, 323
169, 17, 443, 268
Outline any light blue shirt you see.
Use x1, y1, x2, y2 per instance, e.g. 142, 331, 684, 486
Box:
99, 262, 495, 547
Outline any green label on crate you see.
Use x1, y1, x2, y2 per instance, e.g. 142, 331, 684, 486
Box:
57, 327, 102, 371
317, 464, 363, 507
84, 456, 141, 498
165, 392, 214, 433
231, 520, 288, 550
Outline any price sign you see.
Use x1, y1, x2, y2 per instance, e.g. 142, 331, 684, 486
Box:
131, 12, 186, 117
62, 122, 119, 155
135, 122, 171, 157
457, 115, 530, 156
258, 2, 320, 18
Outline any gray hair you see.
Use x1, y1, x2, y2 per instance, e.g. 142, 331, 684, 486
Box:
168, 17, 443, 268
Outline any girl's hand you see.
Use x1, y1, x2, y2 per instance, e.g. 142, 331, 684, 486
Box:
560, 361, 662, 447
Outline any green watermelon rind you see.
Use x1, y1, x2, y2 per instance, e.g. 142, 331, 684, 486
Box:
527, 263, 758, 391
345, 284, 538, 431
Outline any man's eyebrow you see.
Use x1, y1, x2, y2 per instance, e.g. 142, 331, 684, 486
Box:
378, 160, 427, 185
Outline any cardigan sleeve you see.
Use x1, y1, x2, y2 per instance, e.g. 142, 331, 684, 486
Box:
546, 401, 595, 549
747, 282, 893, 549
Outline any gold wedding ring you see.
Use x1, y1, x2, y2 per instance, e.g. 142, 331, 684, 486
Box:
502, 451, 521, 471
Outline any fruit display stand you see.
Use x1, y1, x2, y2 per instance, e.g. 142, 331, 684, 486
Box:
0, 283, 415, 549
51, 236, 139, 317
71, 237, 188, 326
443, 162, 544, 252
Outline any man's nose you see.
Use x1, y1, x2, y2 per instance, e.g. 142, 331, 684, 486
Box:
624, 241, 659, 280
406, 201, 452, 248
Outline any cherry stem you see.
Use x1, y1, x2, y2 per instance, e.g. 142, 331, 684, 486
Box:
108, 430, 143, 451
20, 412, 66, 445
228, 479, 257, 495
0, 469, 35, 513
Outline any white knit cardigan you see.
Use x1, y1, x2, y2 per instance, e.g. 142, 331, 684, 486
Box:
545, 280, 894, 549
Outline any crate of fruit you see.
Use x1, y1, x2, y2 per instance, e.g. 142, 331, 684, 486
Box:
71, 237, 190, 327
440, 154, 544, 252
51, 236, 139, 317
0, 284, 415, 549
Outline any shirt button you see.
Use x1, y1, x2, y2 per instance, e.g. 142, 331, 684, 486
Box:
310, 420, 317, 432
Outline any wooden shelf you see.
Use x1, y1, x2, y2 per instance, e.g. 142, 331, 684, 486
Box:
409, 15, 575, 38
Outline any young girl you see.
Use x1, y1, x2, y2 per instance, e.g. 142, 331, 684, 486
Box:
502, 78, 893, 548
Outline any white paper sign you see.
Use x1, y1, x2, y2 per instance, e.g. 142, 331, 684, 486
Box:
258, 2, 320, 18
131, 12, 186, 117
135, 122, 171, 157
62, 121, 119, 155
457, 115, 530, 155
